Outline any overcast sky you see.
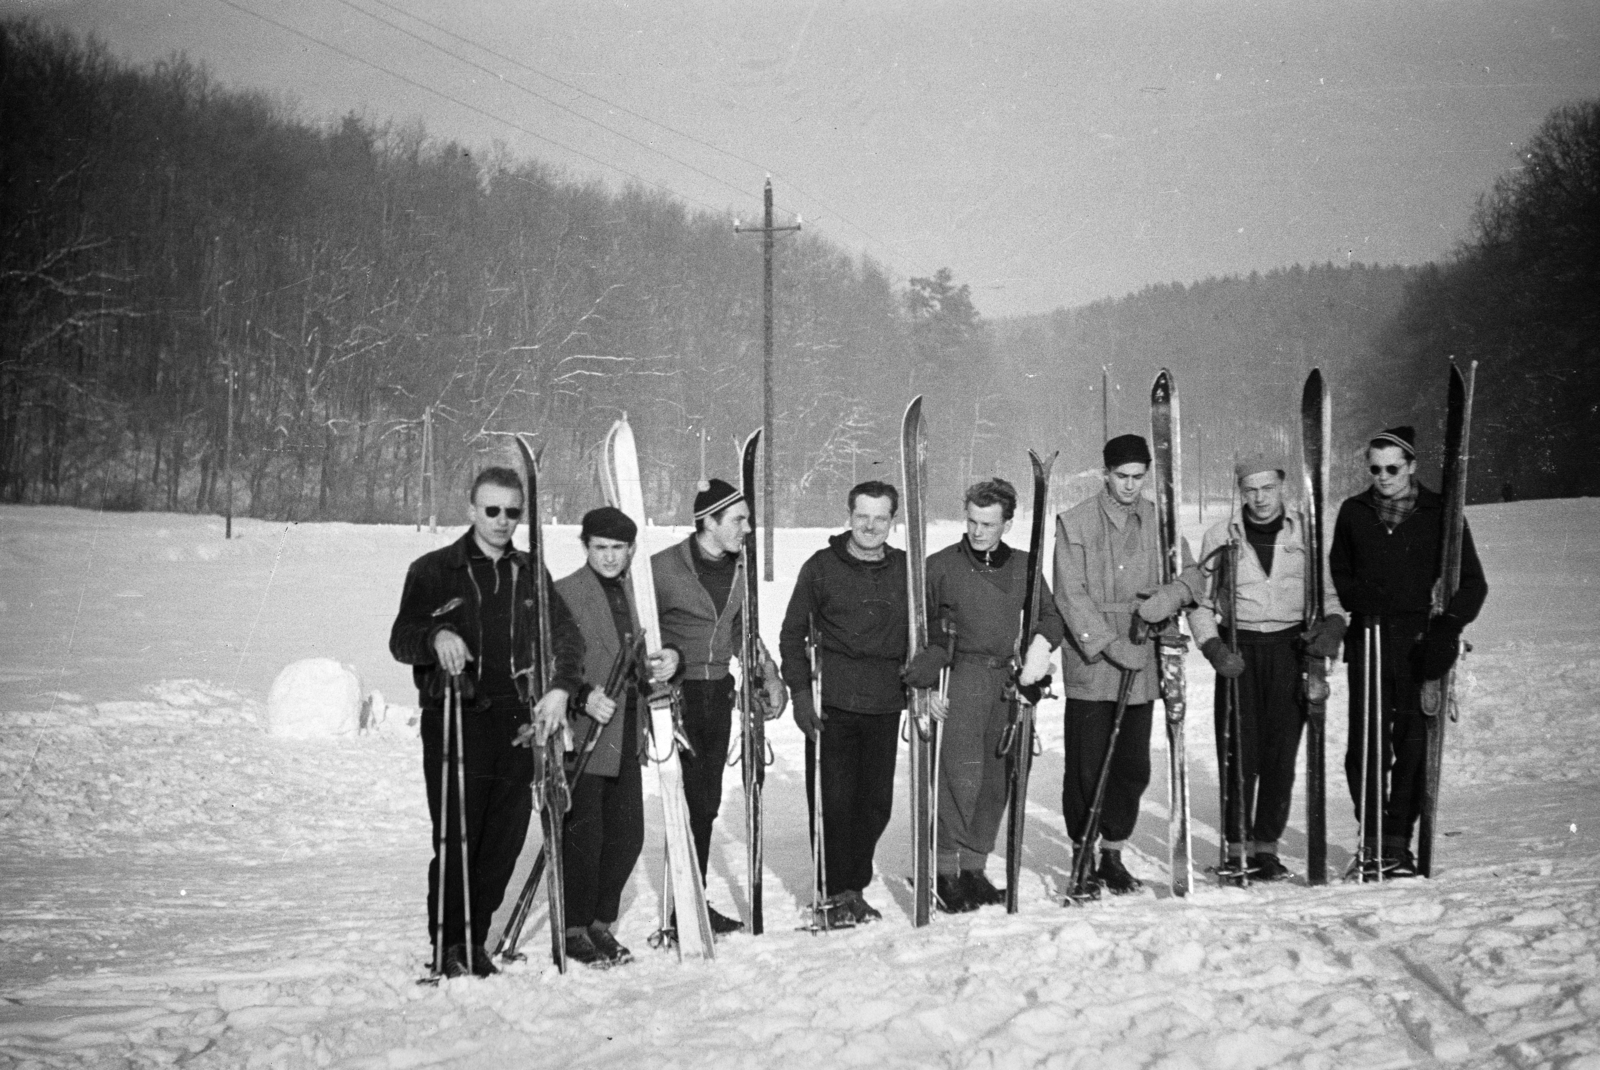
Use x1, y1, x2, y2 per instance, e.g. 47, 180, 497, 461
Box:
12, 0, 1600, 318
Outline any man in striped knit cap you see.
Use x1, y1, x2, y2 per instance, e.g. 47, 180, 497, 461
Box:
652, 477, 786, 934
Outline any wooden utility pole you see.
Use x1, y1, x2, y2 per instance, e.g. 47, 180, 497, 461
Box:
1101, 364, 1111, 444
420, 405, 437, 534
1195, 420, 1204, 523
735, 178, 800, 581
223, 361, 235, 539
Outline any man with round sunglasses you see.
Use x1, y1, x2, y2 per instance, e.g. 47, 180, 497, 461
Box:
390, 466, 585, 977
1329, 427, 1487, 877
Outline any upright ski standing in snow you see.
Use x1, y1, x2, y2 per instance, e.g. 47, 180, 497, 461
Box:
999, 449, 1056, 914
901, 396, 937, 927
1150, 369, 1193, 897
1299, 369, 1331, 886
605, 416, 716, 960
737, 428, 768, 935
1418, 360, 1476, 878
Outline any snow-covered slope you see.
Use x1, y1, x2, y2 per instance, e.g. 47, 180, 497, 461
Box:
1, 500, 1597, 1068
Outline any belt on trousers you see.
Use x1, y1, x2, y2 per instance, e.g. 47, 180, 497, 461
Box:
952, 652, 1012, 669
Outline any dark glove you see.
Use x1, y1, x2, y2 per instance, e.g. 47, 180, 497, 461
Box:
1419, 617, 1464, 681
792, 686, 825, 739
1200, 637, 1247, 679
903, 645, 949, 689
1016, 676, 1051, 706
1136, 581, 1192, 623
1102, 637, 1144, 671
1302, 613, 1347, 659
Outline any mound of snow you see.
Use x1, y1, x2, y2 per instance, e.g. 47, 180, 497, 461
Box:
264, 658, 362, 738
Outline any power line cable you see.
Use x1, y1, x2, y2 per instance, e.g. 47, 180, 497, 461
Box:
211, 0, 730, 216
331, 0, 760, 206
351, 0, 896, 260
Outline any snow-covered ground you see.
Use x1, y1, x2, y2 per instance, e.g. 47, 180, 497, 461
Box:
2, 499, 1598, 1069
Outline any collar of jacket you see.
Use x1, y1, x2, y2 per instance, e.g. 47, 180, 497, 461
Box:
959, 535, 1013, 569
828, 529, 897, 568
1098, 487, 1148, 530
443, 528, 529, 571
1226, 505, 1304, 542
1353, 483, 1441, 515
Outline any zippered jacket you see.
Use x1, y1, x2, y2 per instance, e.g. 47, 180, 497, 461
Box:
779, 532, 909, 715
389, 529, 585, 706
651, 536, 744, 681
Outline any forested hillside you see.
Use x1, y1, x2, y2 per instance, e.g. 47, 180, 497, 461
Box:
13, 21, 1571, 526
986, 264, 1420, 509
0, 21, 924, 525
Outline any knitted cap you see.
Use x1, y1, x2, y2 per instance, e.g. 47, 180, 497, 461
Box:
1370, 426, 1416, 458
1103, 434, 1152, 469
1234, 454, 1287, 482
692, 478, 743, 520
580, 506, 637, 544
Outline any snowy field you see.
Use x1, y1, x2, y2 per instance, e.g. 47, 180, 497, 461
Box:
2, 498, 1599, 1069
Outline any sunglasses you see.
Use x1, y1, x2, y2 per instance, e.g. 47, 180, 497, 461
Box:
481, 506, 523, 519
1368, 465, 1407, 476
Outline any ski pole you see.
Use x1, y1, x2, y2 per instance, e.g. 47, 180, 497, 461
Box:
807, 617, 829, 929
432, 678, 453, 978
451, 675, 475, 974
1225, 541, 1248, 887
1357, 623, 1371, 880
1373, 619, 1384, 884
931, 618, 956, 897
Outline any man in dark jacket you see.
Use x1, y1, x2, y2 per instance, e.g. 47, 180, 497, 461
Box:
554, 507, 679, 967
389, 466, 584, 978
1330, 426, 1487, 876
779, 480, 909, 925
652, 478, 785, 935
905, 477, 1064, 911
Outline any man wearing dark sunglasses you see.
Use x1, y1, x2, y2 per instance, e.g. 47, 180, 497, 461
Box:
1329, 427, 1487, 877
390, 465, 586, 977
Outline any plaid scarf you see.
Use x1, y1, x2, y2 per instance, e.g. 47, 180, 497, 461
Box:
1373, 482, 1419, 531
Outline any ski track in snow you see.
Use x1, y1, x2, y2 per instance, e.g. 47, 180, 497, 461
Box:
2, 501, 1599, 1069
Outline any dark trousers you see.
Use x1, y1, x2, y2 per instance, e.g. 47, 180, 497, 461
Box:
561, 754, 644, 929
421, 700, 533, 949
937, 662, 1012, 872
1061, 698, 1153, 847
1344, 614, 1428, 851
677, 677, 735, 879
804, 707, 901, 895
1214, 629, 1305, 850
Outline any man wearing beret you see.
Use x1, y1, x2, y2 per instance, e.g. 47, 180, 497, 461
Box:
549, 507, 680, 966
1187, 456, 1346, 881
652, 478, 786, 934
1052, 435, 1203, 894
1330, 426, 1487, 876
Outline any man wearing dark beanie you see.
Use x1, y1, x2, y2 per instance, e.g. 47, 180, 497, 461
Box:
1330, 426, 1487, 876
550, 506, 680, 966
1188, 455, 1347, 880
1052, 434, 1202, 894
652, 478, 786, 935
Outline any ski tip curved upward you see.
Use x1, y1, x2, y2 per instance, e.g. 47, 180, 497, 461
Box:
904, 395, 923, 422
